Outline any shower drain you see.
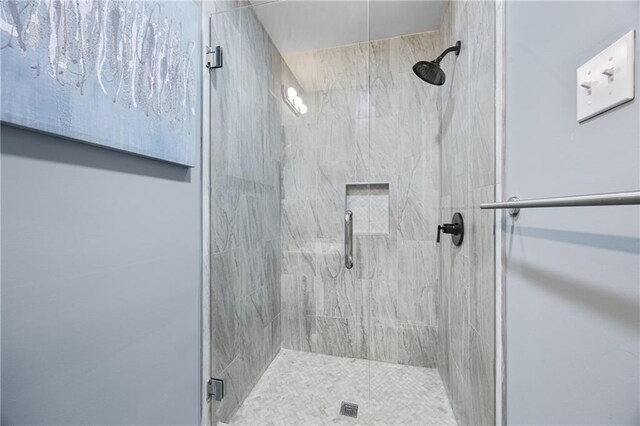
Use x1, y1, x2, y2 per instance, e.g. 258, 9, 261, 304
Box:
340, 401, 359, 418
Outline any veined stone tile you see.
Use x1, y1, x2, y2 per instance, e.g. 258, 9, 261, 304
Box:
398, 280, 438, 326
398, 324, 438, 368
437, 2, 495, 424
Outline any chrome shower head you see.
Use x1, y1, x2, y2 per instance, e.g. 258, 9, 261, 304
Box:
412, 41, 461, 86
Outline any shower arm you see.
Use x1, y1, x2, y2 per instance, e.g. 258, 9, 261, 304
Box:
433, 42, 462, 64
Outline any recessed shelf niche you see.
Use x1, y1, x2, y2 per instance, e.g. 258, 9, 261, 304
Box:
345, 183, 390, 235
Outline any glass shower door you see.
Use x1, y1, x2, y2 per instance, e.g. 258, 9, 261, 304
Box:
208, 1, 373, 422
208, 1, 376, 423
208, 1, 495, 424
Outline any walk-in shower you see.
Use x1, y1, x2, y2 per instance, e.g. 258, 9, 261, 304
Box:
413, 41, 462, 86
207, 1, 496, 425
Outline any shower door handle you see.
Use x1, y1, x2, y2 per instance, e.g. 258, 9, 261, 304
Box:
344, 210, 354, 269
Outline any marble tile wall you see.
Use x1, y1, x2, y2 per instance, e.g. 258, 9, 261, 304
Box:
206, 2, 283, 423
438, 1, 496, 425
280, 31, 443, 368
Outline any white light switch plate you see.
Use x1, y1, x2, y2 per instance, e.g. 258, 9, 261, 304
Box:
577, 30, 635, 122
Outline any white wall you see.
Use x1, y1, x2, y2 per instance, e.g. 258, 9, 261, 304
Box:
505, 1, 640, 424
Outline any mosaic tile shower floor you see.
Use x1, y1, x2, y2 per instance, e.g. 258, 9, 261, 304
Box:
229, 349, 457, 426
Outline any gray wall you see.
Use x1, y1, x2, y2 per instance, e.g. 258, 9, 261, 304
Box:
437, 1, 496, 425
1, 124, 202, 424
206, 2, 283, 423
505, 1, 640, 424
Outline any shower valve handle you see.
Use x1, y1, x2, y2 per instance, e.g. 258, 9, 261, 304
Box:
436, 223, 460, 243
437, 213, 465, 246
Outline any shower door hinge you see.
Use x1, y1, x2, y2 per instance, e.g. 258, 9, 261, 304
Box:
206, 46, 223, 70
207, 378, 223, 401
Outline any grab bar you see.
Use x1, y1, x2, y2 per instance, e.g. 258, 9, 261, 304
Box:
480, 190, 640, 217
345, 210, 353, 269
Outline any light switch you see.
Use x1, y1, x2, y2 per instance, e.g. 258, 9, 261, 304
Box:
577, 30, 635, 122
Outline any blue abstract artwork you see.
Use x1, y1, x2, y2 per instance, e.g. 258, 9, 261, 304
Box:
0, 0, 199, 166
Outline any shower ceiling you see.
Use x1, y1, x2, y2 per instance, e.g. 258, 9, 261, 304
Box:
251, 0, 447, 53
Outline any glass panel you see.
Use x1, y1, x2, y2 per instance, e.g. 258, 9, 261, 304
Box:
208, 3, 285, 423
366, 3, 459, 423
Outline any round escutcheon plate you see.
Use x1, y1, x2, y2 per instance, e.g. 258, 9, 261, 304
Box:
452, 212, 464, 246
